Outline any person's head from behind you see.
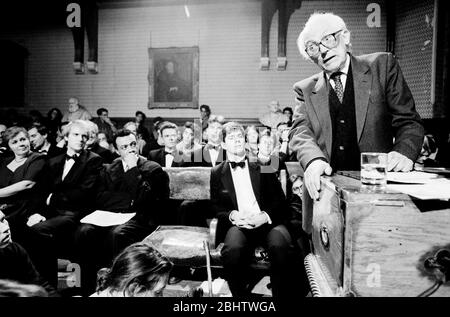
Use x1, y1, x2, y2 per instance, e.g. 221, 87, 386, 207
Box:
159, 122, 179, 150
97, 108, 109, 120
297, 12, 351, 74
68, 97, 80, 113
4, 127, 31, 159
96, 243, 173, 297
206, 116, 224, 145
135, 111, 146, 124
258, 129, 275, 157
222, 122, 245, 157
28, 124, 49, 151
0, 211, 12, 249
0, 279, 48, 297
62, 120, 89, 154
200, 105, 211, 120
114, 129, 138, 159
123, 122, 138, 135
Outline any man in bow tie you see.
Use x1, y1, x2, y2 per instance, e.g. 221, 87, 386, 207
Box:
191, 116, 226, 167
26, 120, 103, 262
290, 13, 424, 232
211, 122, 306, 307
148, 121, 186, 167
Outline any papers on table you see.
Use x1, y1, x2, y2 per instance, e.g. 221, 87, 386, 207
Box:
387, 178, 450, 200
80, 210, 136, 227
387, 171, 441, 184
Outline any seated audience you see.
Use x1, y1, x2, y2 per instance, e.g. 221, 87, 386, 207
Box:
0, 123, 10, 158
191, 116, 226, 167
176, 121, 202, 156
27, 120, 103, 259
283, 107, 293, 126
257, 129, 286, 175
211, 122, 306, 308
148, 122, 188, 167
91, 243, 173, 297
0, 127, 55, 284
200, 104, 211, 143
74, 129, 169, 295
274, 121, 290, 160
61, 97, 92, 123
92, 107, 117, 143
0, 210, 56, 296
245, 125, 259, 161
123, 121, 147, 156
98, 132, 117, 154
85, 120, 117, 164
46, 108, 63, 144
28, 124, 64, 158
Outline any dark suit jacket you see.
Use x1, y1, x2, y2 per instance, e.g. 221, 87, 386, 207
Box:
148, 148, 189, 167
290, 52, 424, 233
46, 150, 103, 218
290, 52, 424, 171
210, 159, 288, 243
95, 157, 169, 223
89, 143, 118, 164
38, 144, 64, 159
191, 144, 226, 167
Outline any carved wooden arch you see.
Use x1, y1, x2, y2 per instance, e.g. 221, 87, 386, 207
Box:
261, 0, 302, 70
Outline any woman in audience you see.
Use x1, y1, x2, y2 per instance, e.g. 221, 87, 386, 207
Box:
0, 127, 47, 230
245, 125, 259, 161
176, 121, 202, 155
92, 243, 173, 297
46, 108, 63, 144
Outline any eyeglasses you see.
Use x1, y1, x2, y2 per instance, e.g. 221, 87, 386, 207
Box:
119, 141, 137, 151
305, 29, 344, 58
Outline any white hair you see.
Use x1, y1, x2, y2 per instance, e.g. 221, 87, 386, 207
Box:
297, 12, 348, 60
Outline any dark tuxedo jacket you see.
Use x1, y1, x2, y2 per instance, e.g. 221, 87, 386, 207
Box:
46, 150, 103, 217
147, 147, 190, 167
96, 157, 169, 222
210, 159, 289, 243
191, 144, 226, 167
89, 143, 118, 164
37, 144, 64, 159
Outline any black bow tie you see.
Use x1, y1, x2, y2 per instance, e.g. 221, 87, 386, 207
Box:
207, 144, 220, 151
65, 154, 79, 161
165, 151, 174, 156
230, 160, 245, 169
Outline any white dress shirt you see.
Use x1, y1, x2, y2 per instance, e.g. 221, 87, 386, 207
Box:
228, 157, 271, 224
208, 148, 219, 167
62, 153, 79, 181
165, 153, 174, 167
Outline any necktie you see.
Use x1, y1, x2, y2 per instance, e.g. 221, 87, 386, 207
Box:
207, 144, 220, 151
230, 161, 245, 169
331, 72, 344, 103
65, 154, 78, 161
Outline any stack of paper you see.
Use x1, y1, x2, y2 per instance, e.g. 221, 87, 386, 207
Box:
387, 178, 450, 200
80, 210, 136, 227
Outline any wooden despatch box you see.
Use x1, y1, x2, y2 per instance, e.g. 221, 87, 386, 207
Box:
304, 173, 450, 297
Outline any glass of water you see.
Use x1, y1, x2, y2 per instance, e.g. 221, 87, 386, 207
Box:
360, 152, 388, 190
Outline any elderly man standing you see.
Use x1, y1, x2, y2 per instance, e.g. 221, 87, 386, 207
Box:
290, 12, 424, 213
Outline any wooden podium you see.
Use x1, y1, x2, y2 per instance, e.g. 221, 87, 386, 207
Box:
304, 172, 450, 297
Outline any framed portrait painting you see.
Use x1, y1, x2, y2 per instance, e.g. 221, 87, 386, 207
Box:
148, 47, 199, 109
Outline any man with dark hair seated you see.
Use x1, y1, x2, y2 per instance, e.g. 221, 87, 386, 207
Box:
211, 122, 306, 309
74, 129, 170, 296
27, 124, 64, 158
92, 107, 117, 144
148, 121, 188, 167
0, 210, 57, 297
26, 120, 103, 258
